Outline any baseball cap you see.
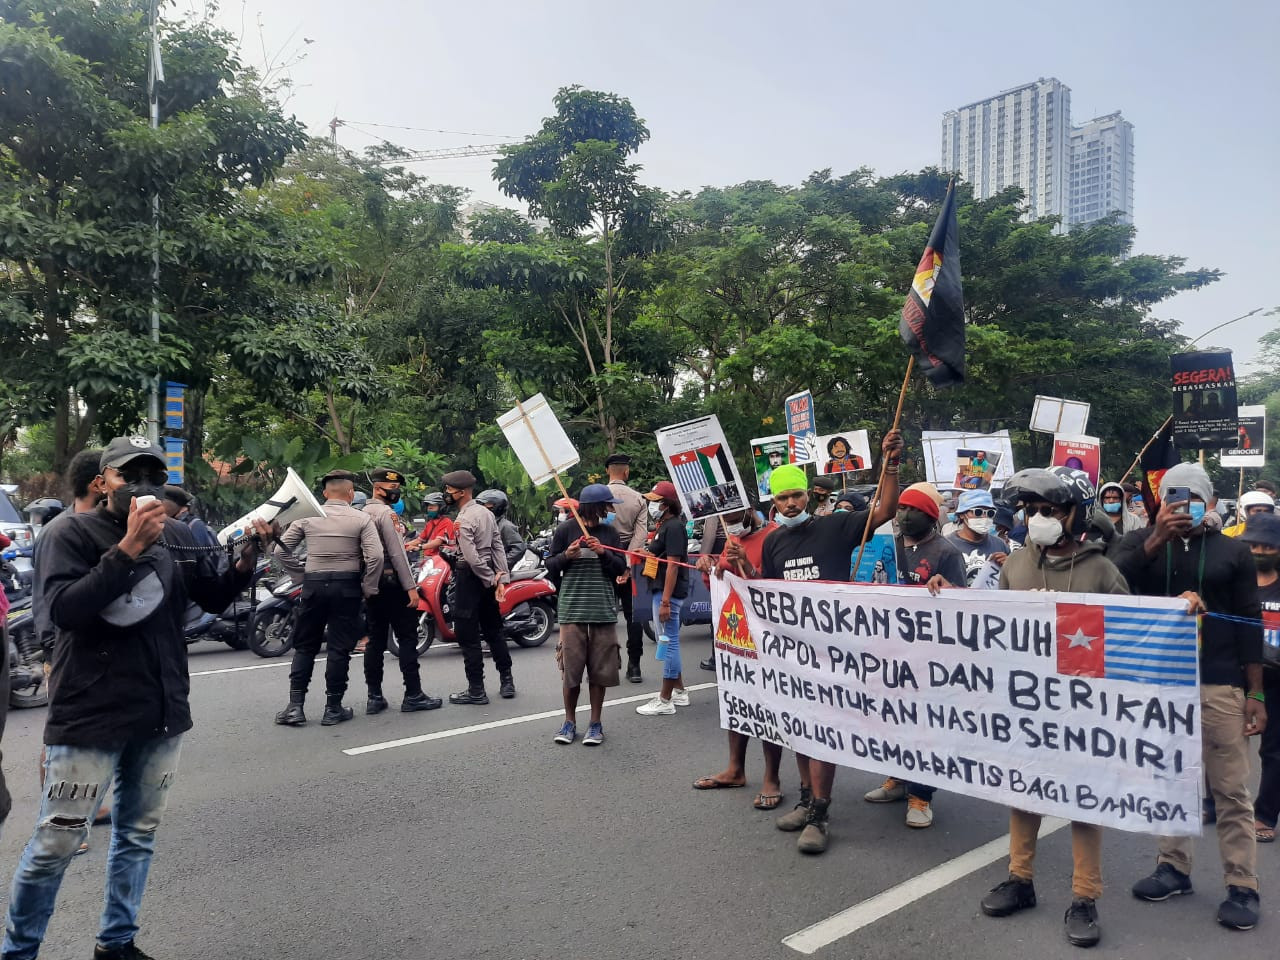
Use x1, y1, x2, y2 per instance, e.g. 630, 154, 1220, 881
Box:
769, 464, 809, 496
644, 480, 679, 502
579, 483, 620, 505
100, 436, 166, 472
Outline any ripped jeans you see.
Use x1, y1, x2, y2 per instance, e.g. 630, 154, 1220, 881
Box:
3, 735, 183, 959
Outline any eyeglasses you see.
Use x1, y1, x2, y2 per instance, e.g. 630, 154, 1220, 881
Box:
110, 464, 168, 486
965, 507, 996, 519
1025, 504, 1064, 518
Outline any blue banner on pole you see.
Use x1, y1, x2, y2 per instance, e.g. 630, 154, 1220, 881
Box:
164, 437, 185, 485
165, 381, 185, 430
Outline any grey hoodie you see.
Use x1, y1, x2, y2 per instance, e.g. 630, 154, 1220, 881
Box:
1097, 482, 1146, 535
998, 538, 1130, 595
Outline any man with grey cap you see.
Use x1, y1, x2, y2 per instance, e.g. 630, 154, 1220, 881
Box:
1112, 462, 1266, 932
605, 452, 648, 682
444, 469, 515, 704
273, 469, 383, 728
4, 436, 269, 960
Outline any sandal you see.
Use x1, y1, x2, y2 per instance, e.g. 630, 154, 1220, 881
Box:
692, 776, 745, 790
753, 792, 785, 810
1256, 821, 1275, 843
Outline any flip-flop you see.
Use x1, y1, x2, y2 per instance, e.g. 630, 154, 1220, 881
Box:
692, 776, 746, 790
1256, 822, 1275, 843
753, 792, 785, 810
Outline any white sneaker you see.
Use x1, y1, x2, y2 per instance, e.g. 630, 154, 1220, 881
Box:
671, 688, 690, 707
636, 696, 676, 716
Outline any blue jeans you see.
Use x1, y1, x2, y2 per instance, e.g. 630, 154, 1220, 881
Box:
3, 734, 183, 958
653, 595, 684, 680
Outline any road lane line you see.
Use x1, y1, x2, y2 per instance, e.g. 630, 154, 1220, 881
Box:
191, 660, 300, 676
343, 681, 719, 755
781, 816, 1069, 954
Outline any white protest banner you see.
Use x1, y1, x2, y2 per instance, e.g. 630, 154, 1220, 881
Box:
656, 415, 750, 521
1220, 405, 1266, 468
496, 393, 579, 486
710, 573, 1202, 835
1031, 395, 1091, 435
920, 430, 1016, 490
785, 390, 818, 464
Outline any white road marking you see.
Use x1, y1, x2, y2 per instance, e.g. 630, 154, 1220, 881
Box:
343, 681, 719, 756
190, 653, 369, 677
781, 816, 1069, 954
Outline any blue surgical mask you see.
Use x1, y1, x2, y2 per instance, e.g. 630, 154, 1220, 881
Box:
1103, 502, 1122, 515
776, 510, 810, 528
946, 512, 957, 525
1189, 501, 1206, 527
605, 512, 616, 525
392, 499, 404, 515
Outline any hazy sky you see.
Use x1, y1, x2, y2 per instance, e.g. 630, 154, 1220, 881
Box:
201, 0, 1279, 366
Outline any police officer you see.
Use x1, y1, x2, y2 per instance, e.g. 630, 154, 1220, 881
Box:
273, 469, 383, 727
444, 470, 515, 704
476, 489, 527, 569
605, 453, 648, 682
363, 468, 442, 715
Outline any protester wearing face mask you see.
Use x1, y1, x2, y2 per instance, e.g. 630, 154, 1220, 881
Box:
635, 482, 690, 717
944, 489, 1009, 584
415, 492, 455, 557
758, 430, 904, 855
1098, 481, 1145, 535
969, 468, 1128, 948
1237, 512, 1280, 845
1113, 462, 1265, 932
810, 475, 837, 517
695, 508, 769, 671
1224, 490, 1275, 537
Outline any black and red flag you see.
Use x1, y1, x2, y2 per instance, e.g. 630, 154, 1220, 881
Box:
899, 182, 965, 387
1138, 417, 1181, 521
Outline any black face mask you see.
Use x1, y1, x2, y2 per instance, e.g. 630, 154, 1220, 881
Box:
109, 481, 165, 518
442, 490, 456, 507
382, 489, 401, 505
1254, 554, 1279, 573
896, 509, 935, 539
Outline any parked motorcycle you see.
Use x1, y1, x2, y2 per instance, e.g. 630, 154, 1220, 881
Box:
247, 572, 301, 658
3, 547, 47, 709
181, 556, 272, 651
396, 551, 556, 657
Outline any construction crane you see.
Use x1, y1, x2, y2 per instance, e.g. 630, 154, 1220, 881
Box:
328, 117, 515, 163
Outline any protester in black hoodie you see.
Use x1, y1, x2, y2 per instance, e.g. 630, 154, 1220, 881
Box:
1112, 462, 1265, 933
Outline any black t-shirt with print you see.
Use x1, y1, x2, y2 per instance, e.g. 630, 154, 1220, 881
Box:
898, 532, 968, 587
761, 510, 870, 582
1259, 580, 1280, 668
645, 516, 690, 599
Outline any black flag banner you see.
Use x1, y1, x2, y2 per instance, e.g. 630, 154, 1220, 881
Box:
1139, 417, 1181, 521
1171, 350, 1237, 449
899, 182, 965, 387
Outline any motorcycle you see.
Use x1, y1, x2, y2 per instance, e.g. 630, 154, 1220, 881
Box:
3, 547, 48, 709
247, 571, 301, 658
397, 551, 556, 657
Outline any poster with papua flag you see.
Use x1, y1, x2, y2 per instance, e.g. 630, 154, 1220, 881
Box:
899, 180, 965, 387
656, 415, 750, 521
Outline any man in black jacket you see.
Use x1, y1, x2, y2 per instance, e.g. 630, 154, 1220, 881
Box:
2, 436, 268, 960
1112, 463, 1266, 932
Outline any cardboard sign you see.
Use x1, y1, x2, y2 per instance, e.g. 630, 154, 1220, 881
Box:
750, 434, 795, 502
921, 431, 1016, 491
711, 573, 1202, 835
1220, 405, 1266, 468
955, 448, 1002, 490
1171, 350, 1237, 449
1052, 434, 1102, 487
1031, 395, 1090, 435
496, 393, 580, 486
816, 430, 872, 484
656, 415, 750, 521
785, 390, 818, 464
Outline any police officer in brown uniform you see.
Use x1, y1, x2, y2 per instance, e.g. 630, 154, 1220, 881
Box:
273, 470, 383, 727
606, 453, 648, 682
444, 470, 515, 705
363, 468, 442, 714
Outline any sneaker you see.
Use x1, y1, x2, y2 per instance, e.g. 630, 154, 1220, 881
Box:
1217, 885, 1260, 931
582, 722, 605, 746
635, 696, 675, 716
776, 788, 813, 832
626, 661, 642, 683
95, 942, 156, 960
1132, 862, 1193, 902
365, 694, 389, 715
864, 777, 908, 803
797, 797, 831, 854
1064, 897, 1101, 947
981, 877, 1037, 917
905, 795, 934, 828
671, 688, 690, 707
553, 721, 577, 744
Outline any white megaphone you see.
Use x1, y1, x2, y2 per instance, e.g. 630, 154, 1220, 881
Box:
217, 467, 325, 546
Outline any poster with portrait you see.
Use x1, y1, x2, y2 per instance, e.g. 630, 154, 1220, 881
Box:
851, 521, 897, 584
1171, 350, 1237, 449
921, 431, 1016, 493
1220, 405, 1266, 468
954, 448, 1002, 490
1051, 433, 1102, 486
816, 430, 872, 486
656, 415, 750, 521
750, 434, 795, 503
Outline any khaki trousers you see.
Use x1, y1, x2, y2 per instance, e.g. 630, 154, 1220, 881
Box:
1157, 683, 1258, 891
1009, 810, 1103, 899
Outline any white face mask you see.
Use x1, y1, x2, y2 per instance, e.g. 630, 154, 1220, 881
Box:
965, 516, 993, 536
647, 502, 664, 520
555, 511, 568, 523
724, 522, 746, 538
1027, 514, 1065, 547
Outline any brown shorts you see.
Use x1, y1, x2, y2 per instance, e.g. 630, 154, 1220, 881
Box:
557, 622, 621, 689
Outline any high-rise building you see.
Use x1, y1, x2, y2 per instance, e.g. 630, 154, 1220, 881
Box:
941, 78, 1072, 226
1068, 113, 1134, 228
941, 79, 1134, 233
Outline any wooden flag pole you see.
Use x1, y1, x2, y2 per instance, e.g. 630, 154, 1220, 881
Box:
1117, 415, 1173, 486
1237, 467, 1245, 519
515, 399, 590, 539
853, 355, 913, 575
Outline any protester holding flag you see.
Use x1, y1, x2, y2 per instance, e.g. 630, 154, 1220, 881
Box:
1238, 512, 1280, 844
1113, 463, 1265, 932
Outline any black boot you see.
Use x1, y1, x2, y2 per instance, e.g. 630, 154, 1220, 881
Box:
274, 692, 306, 726
366, 693, 389, 715
449, 687, 489, 705
402, 691, 443, 712
499, 671, 516, 699
626, 660, 642, 683
94, 941, 157, 959
321, 698, 354, 726
699, 656, 716, 671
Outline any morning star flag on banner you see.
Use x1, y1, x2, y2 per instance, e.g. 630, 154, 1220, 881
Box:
1056, 603, 1199, 686
899, 181, 965, 387
696, 444, 733, 486
669, 451, 705, 493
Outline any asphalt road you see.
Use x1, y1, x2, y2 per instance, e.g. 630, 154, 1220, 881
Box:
1, 627, 1275, 960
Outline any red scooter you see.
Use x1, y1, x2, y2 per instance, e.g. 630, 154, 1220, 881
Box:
401, 552, 556, 655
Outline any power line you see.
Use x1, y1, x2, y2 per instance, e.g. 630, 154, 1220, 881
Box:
342, 119, 520, 140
